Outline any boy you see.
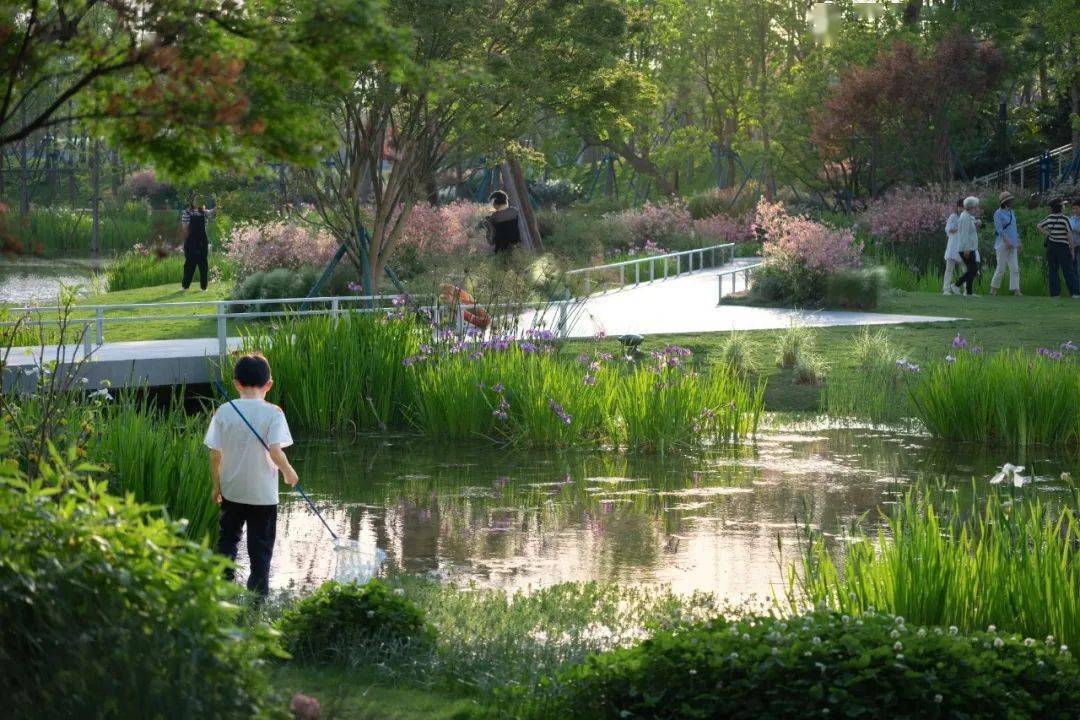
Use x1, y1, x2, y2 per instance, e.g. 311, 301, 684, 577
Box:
205, 354, 298, 596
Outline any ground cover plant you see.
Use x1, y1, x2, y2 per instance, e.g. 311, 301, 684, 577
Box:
797, 487, 1080, 652
0, 449, 283, 720
534, 607, 1080, 719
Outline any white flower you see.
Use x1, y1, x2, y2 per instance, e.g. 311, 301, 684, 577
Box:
987, 625, 997, 633
1046, 635, 1056, 645
1037, 660, 1045, 668
890, 629, 901, 639
934, 694, 943, 704
1061, 645, 1069, 654
895, 616, 905, 626
742, 633, 750, 642
841, 615, 850, 624
917, 628, 927, 638
772, 647, 779, 656
989, 463, 1029, 488
366, 610, 375, 619
893, 642, 903, 652
815, 662, 826, 673
993, 638, 1004, 648
729, 652, 739, 660
896, 654, 904, 661
392, 588, 405, 596
1024, 638, 1035, 647
949, 626, 959, 635
689, 669, 697, 675
812, 636, 821, 644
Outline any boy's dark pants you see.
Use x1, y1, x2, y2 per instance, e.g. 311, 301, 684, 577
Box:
217, 498, 277, 596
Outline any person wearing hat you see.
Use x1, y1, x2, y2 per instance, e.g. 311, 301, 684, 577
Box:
990, 191, 1021, 296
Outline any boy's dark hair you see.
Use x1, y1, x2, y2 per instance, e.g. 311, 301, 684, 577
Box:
1049, 199, 1063, 213
234, 354, 272, 387
489, 190, 509, 206
955, 198, 964, 209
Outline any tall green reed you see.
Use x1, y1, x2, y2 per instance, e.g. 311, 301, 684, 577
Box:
90, 393, 218, 542
824, 328, 914, 425
910, 348, 1080, 447
105, 252, 185, 291
243, 313, 421, 434
795, 486, 1080, 648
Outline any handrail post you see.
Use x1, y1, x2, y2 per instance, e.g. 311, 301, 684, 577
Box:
584, 272, 591, 295
331, 298, 340, 327
558, 300, 568, 338
635, 262, 640, 285
217, 302, 227, 356
95, 307, 104, 345
650, 258, 654, 282
433, 300, 440, 328
455, 303, 465, 335
619, 265, 625, 287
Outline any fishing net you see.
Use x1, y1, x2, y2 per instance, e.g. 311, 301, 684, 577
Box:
332, 537, 387, 584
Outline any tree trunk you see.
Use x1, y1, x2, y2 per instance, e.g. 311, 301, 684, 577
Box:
1072, 75, 1080, 151
19, 124, 29, 217
902, 0, 922, 26
91, 139, 101, 257
1038, 54, 1049, 105
507, 156, 543, 252
606, 138, 677, 197
500, 162, 536, 252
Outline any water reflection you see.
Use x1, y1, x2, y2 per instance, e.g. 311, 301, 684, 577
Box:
0, 261, 96, 304
248, 427, 1079, 599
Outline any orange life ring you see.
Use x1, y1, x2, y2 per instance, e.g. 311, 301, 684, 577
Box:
440, 283, 476, 305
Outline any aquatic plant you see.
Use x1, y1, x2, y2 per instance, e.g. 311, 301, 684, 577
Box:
245, 313, 421, 434
774, 323, 816, 369
909, 348, 1080, 447
90, 392, 219, 542
714, 330, 758, 376
796, 488, 1080, 650
824, 328, 914, 424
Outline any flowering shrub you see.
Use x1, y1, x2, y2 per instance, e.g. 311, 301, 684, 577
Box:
752, 200, 862, 306
223, 220, 338, 275
861, 186, 950, 245
396, 201, 488, 256
606, 202, 693, 249
692, 213, 753, 245
539, 609, 1080, 719
122, 169, 176, 208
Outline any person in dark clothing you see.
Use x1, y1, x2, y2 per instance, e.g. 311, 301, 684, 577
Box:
485, 190, 522, 253
1037, 199, 1080, 298
182, 200, 211, 290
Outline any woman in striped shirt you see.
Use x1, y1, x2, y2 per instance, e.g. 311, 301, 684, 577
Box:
1037, 199, 1080, 298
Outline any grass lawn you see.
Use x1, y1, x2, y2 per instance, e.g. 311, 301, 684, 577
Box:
571, 289, 1079, 412
272, 667, 484, 720
71, 282, 236, 343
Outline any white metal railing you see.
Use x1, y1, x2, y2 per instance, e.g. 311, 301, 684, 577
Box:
972, 144, 1074, 188
1, 294, 580, 357
717, 263, 761, 303
565, 243, 736, 294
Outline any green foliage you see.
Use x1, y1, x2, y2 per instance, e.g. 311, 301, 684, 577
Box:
824, 328, 913, 424
910, 349, 1080, 447
537, 607, 1080, 719
8, 204, 161, 257
277, 580, 432, 663
246, 313, 420, 434
0, 468, 283, 719
775, 324, 816, 369
687, 185, 760, 221
714, 330, 758, 376
798, 488, 1080, 652
750, 263, 827, 306
825, 266, 886, 310
792, 352, 828, 386
89, 393, 219, 542
231, 265, 356, 306
106, 250, 234, 291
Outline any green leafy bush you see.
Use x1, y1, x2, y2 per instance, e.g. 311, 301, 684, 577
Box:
530, 178, 582, 207
231, 264, 356, 307
825, 266, 886, 310
0, 467, 283, 718
277, 580, 433, 663
538, 609, 1080, 719
687, 184, 761, 220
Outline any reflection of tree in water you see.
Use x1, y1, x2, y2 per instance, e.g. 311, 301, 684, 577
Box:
282, 431, 1080, 592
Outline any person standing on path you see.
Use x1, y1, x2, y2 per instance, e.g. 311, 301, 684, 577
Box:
951, 196, 981, 296
1037, 199, 1080, 298
1070, 200, 1080, 280
990, 191, 1021, 296
182, 199, 212, 291
943, 198, 964, 294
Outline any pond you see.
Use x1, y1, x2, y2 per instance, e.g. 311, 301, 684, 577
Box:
0, 259, 98, 304
245, 422, 1080, 599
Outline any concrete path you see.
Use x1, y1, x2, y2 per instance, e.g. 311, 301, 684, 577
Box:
3, 261, 959, 391
543, 260, 958, 339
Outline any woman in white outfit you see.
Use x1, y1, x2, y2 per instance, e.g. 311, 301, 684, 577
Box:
951, 196, 982, 296
990, 190, 1021, 296
943, 198, 964, 294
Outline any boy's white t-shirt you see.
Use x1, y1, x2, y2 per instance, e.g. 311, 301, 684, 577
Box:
204, 399, 293, 505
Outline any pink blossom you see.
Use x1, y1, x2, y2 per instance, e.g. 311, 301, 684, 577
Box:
606, 202, 693, 248
223, 221, 338, 274
692, 214, 753, 245
861, 187, 950, 245
755, 199, 861, 273
393, 201, 488, 255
